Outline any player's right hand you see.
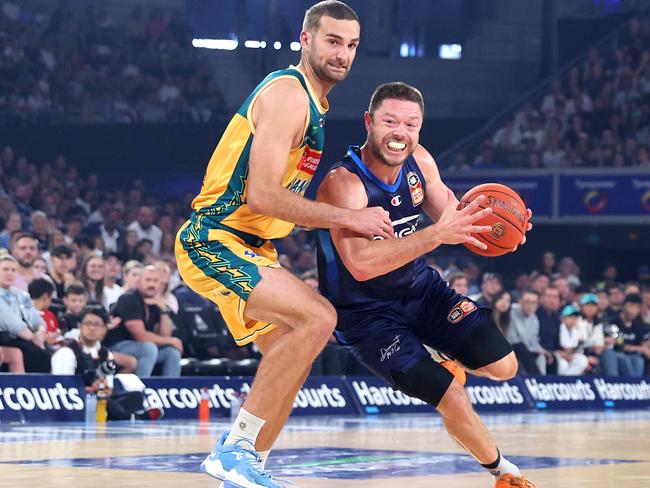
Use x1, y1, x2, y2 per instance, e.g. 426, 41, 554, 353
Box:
346, 206, 395, 239
433, 189, 493, 249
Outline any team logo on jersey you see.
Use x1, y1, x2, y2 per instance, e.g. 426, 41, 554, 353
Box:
447, 300, 477, 324
390, 195, 402, 206
406, 171, 424, 206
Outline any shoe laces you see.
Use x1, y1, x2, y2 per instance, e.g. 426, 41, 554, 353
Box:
229, 440, 291, 486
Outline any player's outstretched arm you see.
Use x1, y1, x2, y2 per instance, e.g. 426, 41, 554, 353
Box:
318, 168, 492, 281
246, 80, 393, 238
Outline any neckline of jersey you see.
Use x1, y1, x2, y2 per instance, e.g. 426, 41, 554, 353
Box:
346, 146, 403, 193
289, 65, 329, 114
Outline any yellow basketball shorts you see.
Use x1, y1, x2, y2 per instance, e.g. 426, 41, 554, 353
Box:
175, 220, 280, 346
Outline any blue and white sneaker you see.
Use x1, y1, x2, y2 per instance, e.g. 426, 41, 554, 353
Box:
200, 431, 282, 488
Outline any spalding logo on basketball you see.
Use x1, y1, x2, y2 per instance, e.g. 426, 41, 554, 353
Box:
458, 183, 529, 257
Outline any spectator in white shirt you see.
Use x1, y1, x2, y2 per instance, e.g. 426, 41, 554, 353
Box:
557, 305, 590, 375
128, 206, 162, 255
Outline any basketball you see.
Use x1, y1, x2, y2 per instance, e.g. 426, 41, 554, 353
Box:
458, 183, 529, 257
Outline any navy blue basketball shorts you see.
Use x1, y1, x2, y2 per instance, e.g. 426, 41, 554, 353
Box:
334, 268, 513, 389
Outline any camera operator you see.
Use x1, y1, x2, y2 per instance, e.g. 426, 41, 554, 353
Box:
51, 307, 159, 420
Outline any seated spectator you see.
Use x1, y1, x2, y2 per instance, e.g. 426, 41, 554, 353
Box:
58, 282, 88, 333
536, 285, 562, 374
153, 260, 179, 314
51, 307, 155, 421
448, 272, 469, 297
0, 254, 51, 372
0, 211, 22, 250
471, 272, 502, 308
105, 265, 182, 377
11, 233, 40, 291
29, 278, 63, 348
605, 283, 625, 322
79, 254, 107, 310
30, 211, 51, 252
73, 234, 97, 262
530, 272, 551, 295
47, 245, 76, 301
507, 290, 549, 375
128, 207, 162, 255
577, 293, 605, 372
492, 290, 512, 335
84, 206, 126, 254
0, 345, 24, 372
103, 252, 124, 310
601, 293, 649, 377
122, 260, 144, 292
557, 305, 590, 375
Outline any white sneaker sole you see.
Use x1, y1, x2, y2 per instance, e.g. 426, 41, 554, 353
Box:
200, 457, 274, 488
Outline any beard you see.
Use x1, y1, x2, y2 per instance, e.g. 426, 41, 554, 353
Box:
17, 257, 34, 268
368, 135, 410, 168
308, 55, 349, 85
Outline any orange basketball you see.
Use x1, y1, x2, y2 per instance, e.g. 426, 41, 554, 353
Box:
458, 183, 529, 257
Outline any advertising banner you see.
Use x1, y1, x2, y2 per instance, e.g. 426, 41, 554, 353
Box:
464, 376, 533, 411
346, 376, 432, 414
134, 376, 357, 420
444, 174, 554, 218
559, 173, 650, 216
0, 374, 86, 422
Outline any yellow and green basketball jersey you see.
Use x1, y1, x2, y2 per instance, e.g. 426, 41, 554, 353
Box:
190, 66, 328, 241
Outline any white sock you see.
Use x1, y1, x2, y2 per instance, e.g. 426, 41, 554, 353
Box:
489, 453, 521, 478
258, 449, 271, 468
225, 408, 266, 447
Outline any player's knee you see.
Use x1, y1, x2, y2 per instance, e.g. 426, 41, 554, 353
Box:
480, 352, 518, 381
303, 301, 337, 346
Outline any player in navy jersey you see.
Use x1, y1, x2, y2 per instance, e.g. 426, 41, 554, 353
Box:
316, 82, 536, 488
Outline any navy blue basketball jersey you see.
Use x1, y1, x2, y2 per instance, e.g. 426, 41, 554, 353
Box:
317, 145, 430, 308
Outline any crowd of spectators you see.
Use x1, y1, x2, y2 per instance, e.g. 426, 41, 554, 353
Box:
444, 253, 650, 377
450, 16, 650, 170
0, 135, 648, 379
0, 1, 226, 125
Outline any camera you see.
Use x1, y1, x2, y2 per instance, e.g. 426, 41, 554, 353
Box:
82, 360, 117, 386
97, 360, 117, 377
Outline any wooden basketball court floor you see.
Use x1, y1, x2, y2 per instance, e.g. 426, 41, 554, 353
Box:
1, 410, 649, 487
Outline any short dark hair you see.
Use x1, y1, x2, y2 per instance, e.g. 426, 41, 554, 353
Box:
624, 293, 642, 305
80, 306, 108, 325
368, 82, 424, 117
74, 234, 95, 250
52, 245, 74, 258
28, 278, 55, 299
303, 0, 359, 33
65, 282, 87, 297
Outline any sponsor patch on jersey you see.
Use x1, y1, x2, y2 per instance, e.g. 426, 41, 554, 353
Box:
390, 195, 402, 206
407, 171, 424, 206
447, 300, 477, 324
297, 146, 321, 175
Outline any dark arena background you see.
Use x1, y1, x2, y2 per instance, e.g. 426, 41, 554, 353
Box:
1, 1, 650, 487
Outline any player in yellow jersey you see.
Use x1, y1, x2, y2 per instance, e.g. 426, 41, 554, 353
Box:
175, 2, 393, 487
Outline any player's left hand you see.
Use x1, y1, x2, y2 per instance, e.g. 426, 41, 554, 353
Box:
512, 208, 533, 251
